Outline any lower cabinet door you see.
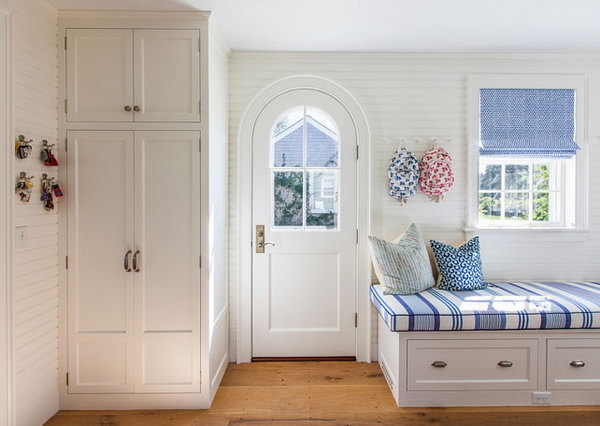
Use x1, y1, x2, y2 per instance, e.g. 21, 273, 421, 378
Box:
407, 339, 538, 391
133, 131, 201, 393
67, 131, 135, 393
547, 339, 600, 390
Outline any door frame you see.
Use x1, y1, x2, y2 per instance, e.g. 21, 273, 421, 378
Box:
235, 75, 371, 363
0, 9, 13, 426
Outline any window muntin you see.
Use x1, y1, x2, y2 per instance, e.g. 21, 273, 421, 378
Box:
271, 106, 340, 231
478, 158, 563, 226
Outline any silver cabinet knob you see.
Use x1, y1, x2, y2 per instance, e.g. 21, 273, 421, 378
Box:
124, 105, 132, 112
570, 360, 585, 368
133, 105, 141, 112
498, 360, 513, 367
431, 361, 447, 368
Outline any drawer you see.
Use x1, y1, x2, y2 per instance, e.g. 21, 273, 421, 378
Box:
547, 339, 600, 390
407, 339, 538, 391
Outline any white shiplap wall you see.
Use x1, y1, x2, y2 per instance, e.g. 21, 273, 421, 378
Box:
228, 52, 600, 361
6, 0, 59, 424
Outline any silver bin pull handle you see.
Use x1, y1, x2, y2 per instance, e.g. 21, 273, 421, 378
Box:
498, 360, 513, 367
431, 361, 447, 368
570, 360, 585, 368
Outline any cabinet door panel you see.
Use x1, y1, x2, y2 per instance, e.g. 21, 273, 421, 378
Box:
66, 29, 134, 122
134, 30, 200, 122
67, 131, 135, 393
134, 131, 200, 393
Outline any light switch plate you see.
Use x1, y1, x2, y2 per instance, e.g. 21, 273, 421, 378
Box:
15, 226, 28, 249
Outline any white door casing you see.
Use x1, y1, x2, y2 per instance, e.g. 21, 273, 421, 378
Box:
67, 131, 135, 393
252, 89, 358, 358
133, 30, 200, 122
134, 131, 201, 393
66, 29, 134, 122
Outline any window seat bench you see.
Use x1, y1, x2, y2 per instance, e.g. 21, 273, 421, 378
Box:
371, 282, 600, 407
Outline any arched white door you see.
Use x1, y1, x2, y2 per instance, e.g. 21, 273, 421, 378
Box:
252, 89, 358, 357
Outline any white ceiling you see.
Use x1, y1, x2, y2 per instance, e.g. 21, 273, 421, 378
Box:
45, 0, 600, 52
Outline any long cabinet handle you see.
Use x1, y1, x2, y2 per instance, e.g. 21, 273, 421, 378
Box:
124, 250, 132, 272
132, 250, 140, 272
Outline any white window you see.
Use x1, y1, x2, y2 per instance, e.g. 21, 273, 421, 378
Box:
468, 75, 587, 230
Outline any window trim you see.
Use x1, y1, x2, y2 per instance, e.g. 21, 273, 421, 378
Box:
467, 74, 588, 230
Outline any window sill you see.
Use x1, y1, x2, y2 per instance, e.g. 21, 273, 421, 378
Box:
464, 226, 589, 233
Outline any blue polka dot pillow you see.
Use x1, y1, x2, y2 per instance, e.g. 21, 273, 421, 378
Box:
430, 236, 487, 291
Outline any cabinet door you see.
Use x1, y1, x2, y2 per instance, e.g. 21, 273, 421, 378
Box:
133, 30, 200, 122
67, 131, 135, 393
66, 29, 134, 122
133, 131, 201, 392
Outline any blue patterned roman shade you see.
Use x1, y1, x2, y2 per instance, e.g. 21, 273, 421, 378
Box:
479, 88, 580, 158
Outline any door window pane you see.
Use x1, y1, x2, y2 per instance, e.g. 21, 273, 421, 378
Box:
272, 107, 304, 167
505, 165, 529, 190
479, 164, 501, 190
306, 107, 339, 167
307, 171, 338, 229
479, 192, 501, 221
505, 193, 529, 221
273, 171, 304, 227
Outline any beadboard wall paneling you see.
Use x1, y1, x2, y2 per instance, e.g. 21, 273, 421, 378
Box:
228, 53, 600, 361
7, 0, 59, 424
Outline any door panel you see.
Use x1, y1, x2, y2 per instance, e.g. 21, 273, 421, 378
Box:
133, 30, 200, 122
134, 131, 200, 392
67, 131, 135, 393
66, 29, 134, 122
252, 90, 357, 357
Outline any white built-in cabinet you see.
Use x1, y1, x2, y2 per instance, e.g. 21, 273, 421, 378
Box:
66, 131, 200, 394
66, 29, 200, 122
58, 11, 229, 409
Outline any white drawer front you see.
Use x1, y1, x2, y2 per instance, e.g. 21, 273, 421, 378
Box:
407, 339, 538, 391
547, 339, 600, 390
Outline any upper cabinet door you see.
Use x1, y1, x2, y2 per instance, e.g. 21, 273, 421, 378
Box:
133, 30, 200, 122
66, 29, 134, 122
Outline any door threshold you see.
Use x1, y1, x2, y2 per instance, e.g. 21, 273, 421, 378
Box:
251, 356, 357, 362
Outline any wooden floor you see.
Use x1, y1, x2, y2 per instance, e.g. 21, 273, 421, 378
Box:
47, 361, 600, 425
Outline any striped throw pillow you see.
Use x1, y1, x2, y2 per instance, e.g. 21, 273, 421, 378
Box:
430, 237, 487, 291
369, 224, 435, 295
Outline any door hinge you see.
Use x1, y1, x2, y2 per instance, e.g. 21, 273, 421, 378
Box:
355, 229, 359, 244
66, 372, 69, 386
65, 137, 68, 152
354, 313, 358, 328
64, 36, 67, 50
64, 99, 67, 114
199, 138, 201, 152
65, 256, 68, 269
356, 145, 359, 161
198, 37, 201, 51
199, 371, 202, 385
199, 255, 202, 269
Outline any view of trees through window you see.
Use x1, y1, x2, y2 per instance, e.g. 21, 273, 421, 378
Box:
479, 161, 556, 224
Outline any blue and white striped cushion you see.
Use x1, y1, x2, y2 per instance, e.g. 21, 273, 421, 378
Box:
368, 224, 435, 295
370, 281, 600, 332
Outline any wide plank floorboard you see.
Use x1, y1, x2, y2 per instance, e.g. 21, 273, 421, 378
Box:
46, 361, 600, 425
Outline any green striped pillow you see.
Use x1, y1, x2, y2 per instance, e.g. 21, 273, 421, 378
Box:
369, 224, 435, 295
